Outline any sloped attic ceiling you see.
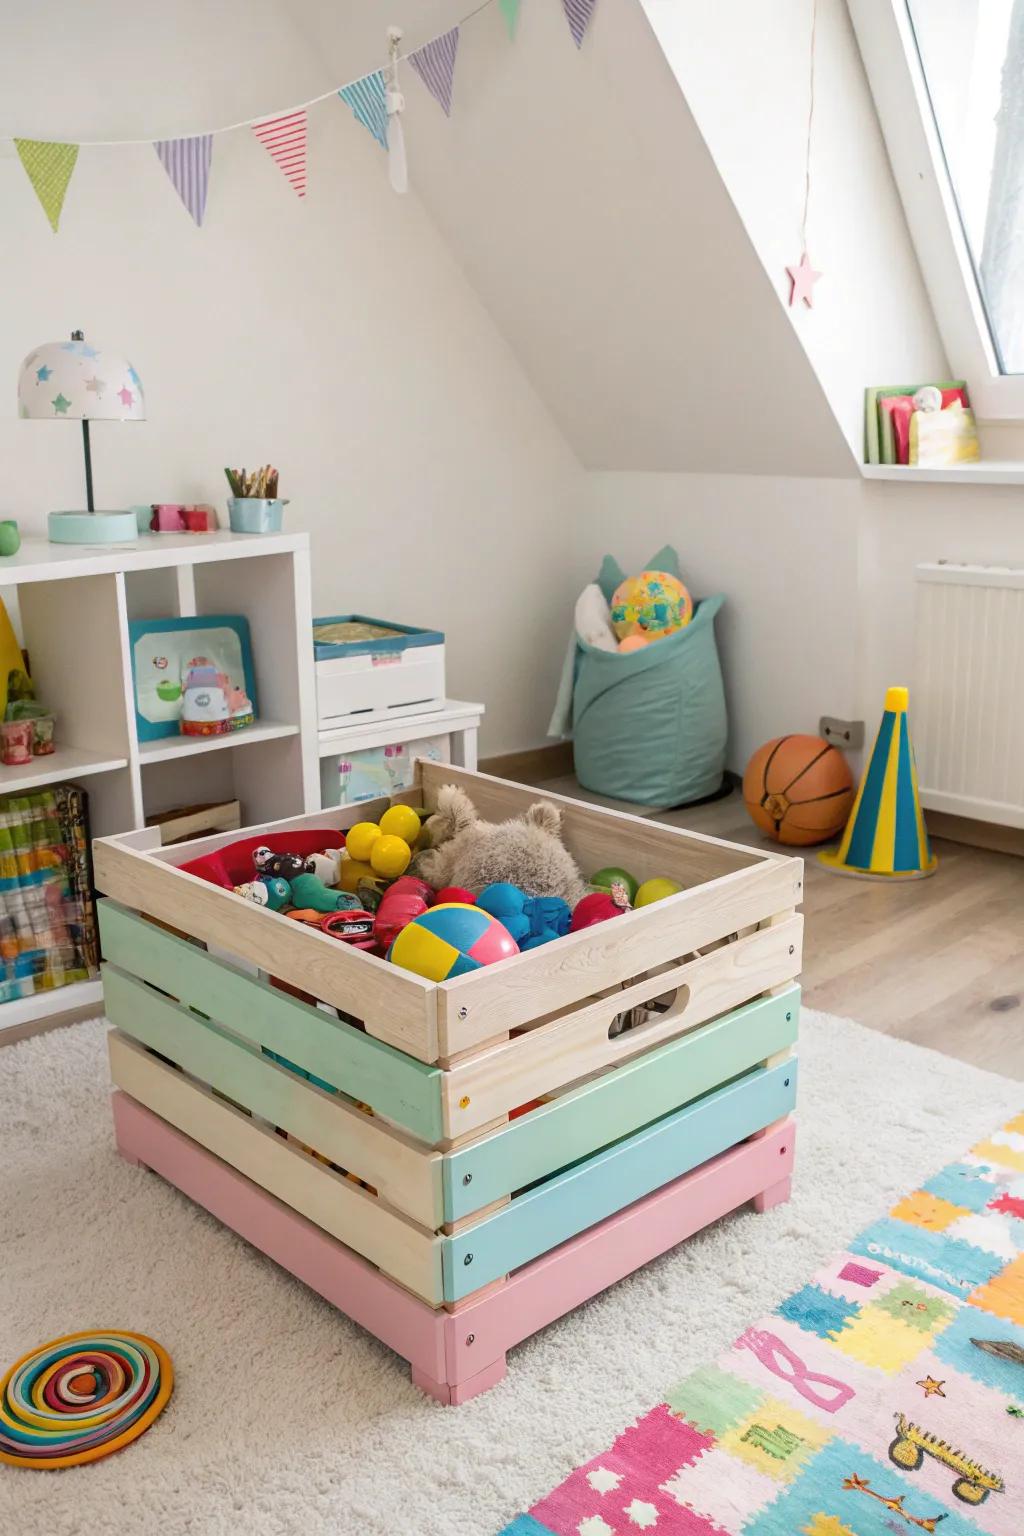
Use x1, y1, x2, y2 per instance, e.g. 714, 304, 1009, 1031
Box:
288, 0, 856, 476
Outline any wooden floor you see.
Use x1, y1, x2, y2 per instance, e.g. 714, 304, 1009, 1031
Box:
535, 778, 1024, 1082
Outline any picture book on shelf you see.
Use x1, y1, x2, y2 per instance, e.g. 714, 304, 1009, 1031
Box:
864, 380, 980, 467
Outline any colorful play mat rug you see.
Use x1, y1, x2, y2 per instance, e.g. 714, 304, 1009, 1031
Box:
502, 1113, 1024, 1536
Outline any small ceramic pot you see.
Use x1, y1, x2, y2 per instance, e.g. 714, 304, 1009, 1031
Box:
31, 715, 55, 756
227, 498, 288, 534
1, 719, 33, 765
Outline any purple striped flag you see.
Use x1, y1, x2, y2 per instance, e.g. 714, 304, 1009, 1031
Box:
561, 0, 598, 48
154, 135, 213, 226
409, 27, 460, 117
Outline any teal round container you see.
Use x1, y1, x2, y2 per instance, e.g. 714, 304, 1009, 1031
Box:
227, 498, 288, 534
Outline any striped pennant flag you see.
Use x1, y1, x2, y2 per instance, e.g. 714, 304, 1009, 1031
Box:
154, 135, 213, 226
561, 0, 597, 48
409, 27, 460, 117
339, 72, 389, 150
252, 109, 307, 198
14, 140, 79, 232
499, 0, 521, 38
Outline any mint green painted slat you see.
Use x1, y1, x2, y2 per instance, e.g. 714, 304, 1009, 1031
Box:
441, 1060, 797, 1301
103, 964, 443, 1225
98, 899, 443, 1144
443, 986, 799, 1222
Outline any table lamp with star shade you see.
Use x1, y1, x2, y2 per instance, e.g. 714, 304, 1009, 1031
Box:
17, 330, 145, 544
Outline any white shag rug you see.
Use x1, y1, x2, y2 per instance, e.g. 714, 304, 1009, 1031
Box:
1, 1011, 1020, 1536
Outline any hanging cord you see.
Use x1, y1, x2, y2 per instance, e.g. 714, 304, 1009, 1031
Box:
800, 0, 819, 253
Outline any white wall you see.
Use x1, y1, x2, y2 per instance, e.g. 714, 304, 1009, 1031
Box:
0, 0, 581, 755
641, 0, 949, 457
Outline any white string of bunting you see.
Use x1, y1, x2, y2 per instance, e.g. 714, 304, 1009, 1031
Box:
7, 0, 598, 232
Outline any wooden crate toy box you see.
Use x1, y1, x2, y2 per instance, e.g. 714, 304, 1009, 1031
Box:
95, 762, 803, 1405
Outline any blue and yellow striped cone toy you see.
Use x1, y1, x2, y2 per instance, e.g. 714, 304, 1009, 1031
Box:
818, 686, 937, 879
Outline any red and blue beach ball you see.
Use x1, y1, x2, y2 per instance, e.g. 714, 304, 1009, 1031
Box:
388, 902, 519, 981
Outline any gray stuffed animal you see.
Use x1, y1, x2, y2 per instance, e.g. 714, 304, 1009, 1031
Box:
415, 785, 587, 908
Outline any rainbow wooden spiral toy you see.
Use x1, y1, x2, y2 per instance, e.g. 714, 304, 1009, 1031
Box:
0, 1330, 173, 1469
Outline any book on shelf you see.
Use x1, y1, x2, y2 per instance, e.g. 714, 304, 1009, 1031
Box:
864, 381, 979, 467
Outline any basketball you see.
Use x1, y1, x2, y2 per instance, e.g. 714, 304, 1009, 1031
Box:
742, 734, 854, 846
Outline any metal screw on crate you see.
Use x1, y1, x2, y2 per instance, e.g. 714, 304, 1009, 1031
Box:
464, 1253, 473, 1266
466, 1334, 475, 1346
462, 1173, 473, 1185
458, 1006, 468, 1020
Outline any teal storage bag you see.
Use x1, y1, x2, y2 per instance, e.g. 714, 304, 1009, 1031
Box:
572, 592, 728, 808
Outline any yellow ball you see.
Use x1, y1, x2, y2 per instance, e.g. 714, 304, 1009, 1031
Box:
346, 822, 381, 863
380, 805, 422, 843
370, 834, 412, 879
338, 856, 375, 893
635, 877, 682, 907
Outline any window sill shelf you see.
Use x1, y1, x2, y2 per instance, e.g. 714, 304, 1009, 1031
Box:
861, 461, 1024, 485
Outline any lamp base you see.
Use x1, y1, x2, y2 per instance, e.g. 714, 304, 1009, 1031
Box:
48, 510, 139, 546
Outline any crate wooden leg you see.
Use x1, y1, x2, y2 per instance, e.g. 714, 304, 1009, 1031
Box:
411, 1354, 507, 1406
753, 1175, 792, 1213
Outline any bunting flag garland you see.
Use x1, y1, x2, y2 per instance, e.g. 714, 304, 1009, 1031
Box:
339, 72, 389, 150
14, 139, 79, 232
561, 0, 598, 48
154, 135, 213, 226
499, 0, 521, 39
11, 2, 601, 228
252, 109, 307, 197
409, 27, 460, 117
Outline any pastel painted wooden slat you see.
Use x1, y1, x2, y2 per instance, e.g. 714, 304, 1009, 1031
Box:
110, 1089, 450, 1382
108, 1032, 445, 1304
111, 1087, 794, 1404
92, 839, 440, 1061
443, 985, 799, 1220
103, 964, 443, 1227
442, 1060, 797, 1300
440, 916, 802, 1135
99, 899, 443, 1143
443, 1119, 796, 1390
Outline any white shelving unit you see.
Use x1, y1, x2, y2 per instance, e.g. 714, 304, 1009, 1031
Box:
0, 530, 318, 1039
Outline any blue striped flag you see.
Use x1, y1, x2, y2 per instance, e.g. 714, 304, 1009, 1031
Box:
409, 27, 459, 117
561, 0, 597, 48
339, 72, 388, 150
154, 135, 212, 226
499, 0, 521, 38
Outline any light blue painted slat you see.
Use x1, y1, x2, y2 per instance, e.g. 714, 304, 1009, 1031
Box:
98, 898, 443, 1143
441, 1061, 797, 1301
443, 987, 799, 1221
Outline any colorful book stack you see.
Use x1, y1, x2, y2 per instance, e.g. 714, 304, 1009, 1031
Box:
864, 380, 980, 468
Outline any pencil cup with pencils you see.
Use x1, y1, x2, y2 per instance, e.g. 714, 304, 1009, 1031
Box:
224, 465, 288, 534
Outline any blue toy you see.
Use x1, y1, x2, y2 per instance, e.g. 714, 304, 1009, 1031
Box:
476, 882, 571, 950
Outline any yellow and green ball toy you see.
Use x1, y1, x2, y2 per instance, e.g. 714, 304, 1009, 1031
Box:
610, 570, 692, 642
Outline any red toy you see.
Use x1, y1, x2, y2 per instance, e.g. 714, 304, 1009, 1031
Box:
385, 875, 436, 906
434, 885, 476, 906
320, 910, 377, 948
569, 891, 628, 933
374, 891, 429, 951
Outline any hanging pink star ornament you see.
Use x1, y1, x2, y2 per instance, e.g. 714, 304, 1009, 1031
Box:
787, 251, 822, 307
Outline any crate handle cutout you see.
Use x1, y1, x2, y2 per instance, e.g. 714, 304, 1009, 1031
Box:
609, 983, 689, 1040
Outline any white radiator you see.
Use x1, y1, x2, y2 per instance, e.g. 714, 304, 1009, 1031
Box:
914, 562, 1024, 828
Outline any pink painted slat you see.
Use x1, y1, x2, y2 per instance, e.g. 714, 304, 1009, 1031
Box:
111, 1091, 794, 1405
111, 1090, 447, 1380
442, 1121, 796, 1383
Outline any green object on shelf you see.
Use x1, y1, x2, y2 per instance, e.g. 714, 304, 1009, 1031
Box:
0, 521, 20, 558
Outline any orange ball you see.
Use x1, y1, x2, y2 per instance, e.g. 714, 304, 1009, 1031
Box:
742, 734, 854, 846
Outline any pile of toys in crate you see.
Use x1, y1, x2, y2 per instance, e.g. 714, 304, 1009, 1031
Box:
183, 786, 684, 982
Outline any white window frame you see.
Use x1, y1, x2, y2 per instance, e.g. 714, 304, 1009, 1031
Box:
849, 0, 1024, 419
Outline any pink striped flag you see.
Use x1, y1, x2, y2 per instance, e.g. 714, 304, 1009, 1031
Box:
252, 109, 307, 198
154, 135, 212, 226
561, 0, 598, 48
409, 27, 460, 117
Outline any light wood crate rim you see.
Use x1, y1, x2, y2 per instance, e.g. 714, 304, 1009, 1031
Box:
93, 762, 804, 1064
